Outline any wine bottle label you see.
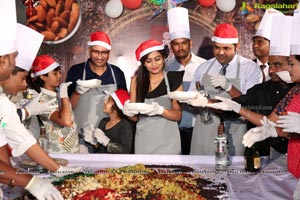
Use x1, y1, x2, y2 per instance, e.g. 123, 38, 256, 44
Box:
253, 157, 261, 169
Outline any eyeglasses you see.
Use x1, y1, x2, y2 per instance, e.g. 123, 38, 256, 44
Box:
90, 49, 110, 56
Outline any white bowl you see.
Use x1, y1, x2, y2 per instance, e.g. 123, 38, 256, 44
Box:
168, 91, 198, 101
128, 103, 155, 113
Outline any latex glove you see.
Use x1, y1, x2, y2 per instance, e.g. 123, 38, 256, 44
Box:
59, 82, 72, 99
207, 96, 241, 113
25, 93, 57, 116
123, 100, 139, 117
186, 93, 208, 107
277, 112, 300, 133
294, 178, 300, 200
242, 116, 277, 147
94, 128, 110, 146
51, 165, 82, 177
140, 102, 164, 116
75, 80, 91, 95
82, 124, 97, 145
25, 176, 63, 200
210, 75, 232, 91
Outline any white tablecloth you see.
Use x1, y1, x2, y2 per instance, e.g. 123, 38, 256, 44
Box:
3, 154, 298, 200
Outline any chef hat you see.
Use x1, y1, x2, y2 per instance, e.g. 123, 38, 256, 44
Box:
269, 16, 293, 56
135, 39, 165, 61
87, 31, 111, 50
31, 55, 60, 77
167, 7, 190, 41
254, 8, 283, 40
0, 1, 17, 56
290, 9, 300, 55
16, 24, 44, 71
211, 23, 238, 44
111, 89, 130, 110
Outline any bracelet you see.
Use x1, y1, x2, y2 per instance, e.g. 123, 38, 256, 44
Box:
8, 178, 16, 188
245, 110, 251, 119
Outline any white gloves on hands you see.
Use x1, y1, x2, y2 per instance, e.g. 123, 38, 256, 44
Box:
186, 93, 208, 107
242, 116, 278, 147
51, 165, 82, 177
94, 128, 110, 146
277, 112, 300, 133
210, 75, 232, 91
140, 102, 164, 116
25, 93, 57, 116
207, 96, 241, 113
25, 176, 64, 200
83, 124, 97, 145
123, 100, 139, 117
75, 79, 102, 95
59, 82, 72, 99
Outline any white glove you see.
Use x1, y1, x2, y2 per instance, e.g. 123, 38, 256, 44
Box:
140, 102, 164, 116
186, 93, 208, 107
294, 178, 300, 200
210, 75, 232, 91
94, 128, 110, 146
83, 124, 97, 145
51, 165, 82, 177
123, 100, 139, 117
242, 116, 277, 147
207, 96, 241, 113
25, 93, 57, 116
277, 112, 300, 133
59, 82, 72, 99
25, 176, 63, 200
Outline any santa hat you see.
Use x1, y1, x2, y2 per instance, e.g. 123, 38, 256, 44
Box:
111, 89, 130, 110
0, 1, 17, 56
31, 55, 60, 77
291, 8, 300, 55
87, 31, 111, 50
211, 23, 239, 44
135, 39, 165, 61
254, 8, 283, 41
167, 7, 190, 41
16, 24, 44, 71
270, 15, 293, 56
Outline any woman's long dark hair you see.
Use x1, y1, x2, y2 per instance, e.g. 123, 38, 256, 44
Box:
135, 45, 169, 102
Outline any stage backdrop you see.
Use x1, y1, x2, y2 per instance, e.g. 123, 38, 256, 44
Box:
16, 0, 298, 87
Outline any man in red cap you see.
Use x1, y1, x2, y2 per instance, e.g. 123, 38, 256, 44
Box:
188, 23, 262, 156
65, 31, 127, 153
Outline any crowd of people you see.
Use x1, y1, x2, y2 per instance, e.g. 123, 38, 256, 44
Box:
1, 1, 300, 199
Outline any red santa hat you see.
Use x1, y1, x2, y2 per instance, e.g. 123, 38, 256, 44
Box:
135, 39, 165, 61
211, 23, 239, 44
87, 31, 111, 50
111, 89, 130, 110
31, 55, 60, 77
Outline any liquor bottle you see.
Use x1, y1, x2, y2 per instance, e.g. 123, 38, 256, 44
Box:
215, 120, 229, 171
22, 90, 32, 129
244, 146, 261, 172
195, 81, 212, 124
38, 126, 49, 153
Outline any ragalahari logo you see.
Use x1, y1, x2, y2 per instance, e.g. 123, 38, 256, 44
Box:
240, 2, 254, 15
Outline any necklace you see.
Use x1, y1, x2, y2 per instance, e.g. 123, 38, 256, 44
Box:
108, 119, 121, 124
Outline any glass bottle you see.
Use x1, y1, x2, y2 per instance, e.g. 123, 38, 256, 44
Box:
22, 91, 32, 129
215, 120, 229, 171
195, 81, 212, 124
244, 146, 261, 172
38, 125, 49, 153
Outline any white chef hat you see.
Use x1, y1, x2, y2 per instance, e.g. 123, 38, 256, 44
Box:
167, 7, 190, 41
16, 24, 44, 71
0, 1, 17, 56
291, 8, 300, 55
269, 16, 293, 56
254, 8, 283, 41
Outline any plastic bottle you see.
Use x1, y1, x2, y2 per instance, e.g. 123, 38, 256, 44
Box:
37, 126, 49, 152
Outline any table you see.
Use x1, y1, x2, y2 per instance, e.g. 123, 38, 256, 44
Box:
2, 154, 298, 200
